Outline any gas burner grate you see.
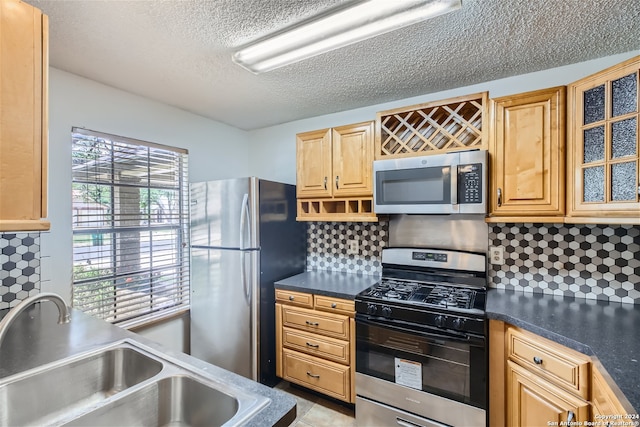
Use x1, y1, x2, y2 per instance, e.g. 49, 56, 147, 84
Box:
422, 285, 476, 309
366, 279, 420, 300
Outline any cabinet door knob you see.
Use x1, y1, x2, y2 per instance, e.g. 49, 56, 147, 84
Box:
289, 295, 294, 301
497, 188, 502, 207
331, 303, 337, 308
533, 356, 543, 365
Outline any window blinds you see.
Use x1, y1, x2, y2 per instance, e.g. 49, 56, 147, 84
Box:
71, 128, 190, 327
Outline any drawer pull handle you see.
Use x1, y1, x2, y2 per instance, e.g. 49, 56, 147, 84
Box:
331, 303, 337, 308
306, 371, 320, 379
305, 321, 319, 326
567, 411, 575, 423
533, 356, 543, 365
306, 342, 319, 348
288, 296, 294, 301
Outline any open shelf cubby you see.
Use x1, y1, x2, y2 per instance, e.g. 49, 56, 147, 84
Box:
297, 198, 378, 222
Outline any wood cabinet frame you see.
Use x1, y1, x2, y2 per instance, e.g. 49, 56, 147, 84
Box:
296, 121, 376, 221
488, 87, 566, 221
275, 291, 356, 403
0, 0, 49, 231
489, 320, 634, 426
567, 55, 640, 222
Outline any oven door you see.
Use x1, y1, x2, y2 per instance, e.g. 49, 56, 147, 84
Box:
356, 314, 486, 409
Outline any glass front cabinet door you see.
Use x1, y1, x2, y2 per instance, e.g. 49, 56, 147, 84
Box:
568, 56, 640, 220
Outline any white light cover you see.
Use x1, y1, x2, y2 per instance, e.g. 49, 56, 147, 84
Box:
232, 0, 461, 74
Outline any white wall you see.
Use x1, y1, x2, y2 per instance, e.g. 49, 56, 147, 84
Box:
40, 68, 250, 353
248, 50, 640, 184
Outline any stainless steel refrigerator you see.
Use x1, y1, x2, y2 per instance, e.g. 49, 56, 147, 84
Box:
190, 177, 306, 385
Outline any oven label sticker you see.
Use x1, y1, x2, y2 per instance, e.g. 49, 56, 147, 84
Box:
395, 358, 422, 390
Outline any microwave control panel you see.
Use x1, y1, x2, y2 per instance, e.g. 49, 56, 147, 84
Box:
458, 163, 483, 204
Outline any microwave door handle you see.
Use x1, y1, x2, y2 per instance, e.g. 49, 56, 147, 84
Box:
450, 165, 458, 205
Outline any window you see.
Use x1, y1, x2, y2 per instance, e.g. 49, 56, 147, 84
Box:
72, 128, 189, 327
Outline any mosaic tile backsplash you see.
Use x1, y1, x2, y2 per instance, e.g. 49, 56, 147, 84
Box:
306, 220, 640, 304
307, 221, 388, 274
489, 224, 640, 304
0, 233, 41, 310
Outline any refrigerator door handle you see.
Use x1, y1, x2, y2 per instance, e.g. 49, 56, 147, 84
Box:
239, 193, 250, 250
241, 252, 250, 305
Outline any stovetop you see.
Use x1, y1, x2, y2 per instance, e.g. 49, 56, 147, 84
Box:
354, 248, 488, 335
362, 278, 478, 310
355, 275, 487, 335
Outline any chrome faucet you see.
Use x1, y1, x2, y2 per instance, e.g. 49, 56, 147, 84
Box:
0, 292, 70, 347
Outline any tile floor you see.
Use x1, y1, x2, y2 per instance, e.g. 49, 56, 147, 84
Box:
274, 381, 356, 427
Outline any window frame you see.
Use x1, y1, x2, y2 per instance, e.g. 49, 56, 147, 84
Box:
71, 127, 190, 328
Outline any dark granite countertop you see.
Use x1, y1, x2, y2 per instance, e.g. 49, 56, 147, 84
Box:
0, 304, 295, 426
487, 289, 639, 413
274, 270, 380, 300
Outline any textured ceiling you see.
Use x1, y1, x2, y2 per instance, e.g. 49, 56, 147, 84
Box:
25, 0, 640, 130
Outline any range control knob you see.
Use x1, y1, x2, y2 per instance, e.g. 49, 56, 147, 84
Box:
434, 315, 447, 328
367, 304, 377, 315
452, 318, 466, 330
381, 306, 392, 318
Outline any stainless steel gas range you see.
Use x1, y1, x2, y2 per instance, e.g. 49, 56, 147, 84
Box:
355, 248, 487, 427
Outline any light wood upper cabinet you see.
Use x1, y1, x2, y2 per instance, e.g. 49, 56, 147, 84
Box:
567, 55, 640, 222
0, 0, 49, 231
488, 87, 566, 220
376, 92, 489, 159
296, 129, 332, 198
296, 121, 376, 221
332, 122, 373, 197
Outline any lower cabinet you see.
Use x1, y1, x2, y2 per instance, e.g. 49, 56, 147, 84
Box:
507, 360, 590, 425
275, 289, 355, 403
490, 320, 632, 427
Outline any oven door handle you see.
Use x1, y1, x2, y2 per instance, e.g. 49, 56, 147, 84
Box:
356, 314, 484, 345
396, 416, 450, 427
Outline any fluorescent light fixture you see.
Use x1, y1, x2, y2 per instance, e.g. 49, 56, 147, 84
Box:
232, 0, 461, 74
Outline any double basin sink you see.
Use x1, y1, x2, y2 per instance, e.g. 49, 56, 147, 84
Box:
0, 339, 270, 426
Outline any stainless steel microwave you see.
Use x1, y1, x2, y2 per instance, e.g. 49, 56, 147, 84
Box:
373, 150, 488, 214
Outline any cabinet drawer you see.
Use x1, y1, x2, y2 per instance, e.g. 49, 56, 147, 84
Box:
281, 306, 350, 340
314, 295, 354, 316
282, 327, 350, 365
282, 349, 350, 402
275, 289, 313, 308
507, 327, 590, 399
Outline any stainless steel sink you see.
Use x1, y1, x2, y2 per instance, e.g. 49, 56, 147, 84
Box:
67, 375, 240, 427
0, 345, 163, 426
0, 340, 271, 427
